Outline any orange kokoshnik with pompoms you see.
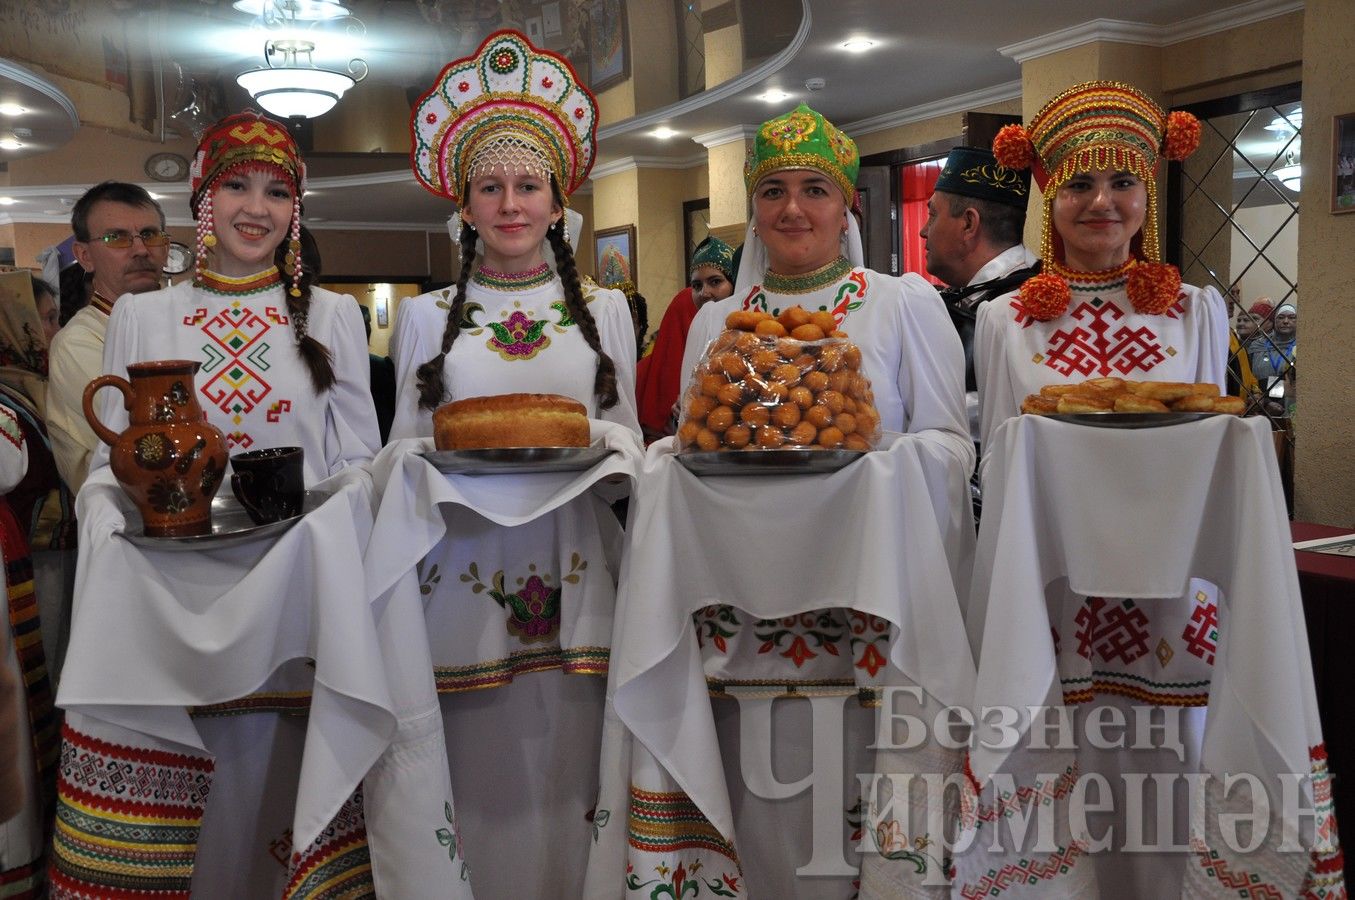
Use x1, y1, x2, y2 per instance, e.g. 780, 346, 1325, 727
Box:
992, 81, 1201, 321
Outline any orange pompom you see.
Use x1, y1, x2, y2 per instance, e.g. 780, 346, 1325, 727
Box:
993, 124, 1035, 170
1016, 272, 1071, 321
1163, 111, 1201, 162
1126, 262, 1182, 315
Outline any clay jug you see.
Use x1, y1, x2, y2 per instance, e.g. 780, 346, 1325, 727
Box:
83, 360, 228, 537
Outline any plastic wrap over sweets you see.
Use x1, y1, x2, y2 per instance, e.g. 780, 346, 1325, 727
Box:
677, 306, 882, 451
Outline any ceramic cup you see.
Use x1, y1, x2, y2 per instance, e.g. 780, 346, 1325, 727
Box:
230, 446, 304, 526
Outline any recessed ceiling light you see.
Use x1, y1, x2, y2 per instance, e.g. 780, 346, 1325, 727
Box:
840, 38, 877, 53
0, 138, 22, 151
0, 197, 15, 205
758, 89, 791, 103
0, 104, 26, 117
651, 127, 677, 139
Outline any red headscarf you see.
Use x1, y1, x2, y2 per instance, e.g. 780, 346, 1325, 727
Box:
635, 287, 698, 441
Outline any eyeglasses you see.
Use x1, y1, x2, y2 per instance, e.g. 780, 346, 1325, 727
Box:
92, 229, 171, 249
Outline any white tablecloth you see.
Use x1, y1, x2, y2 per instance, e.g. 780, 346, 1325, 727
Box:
585, 433, 976, 898
957, 414, 1344, 898
361, 421, 644, 900
53, 466, 395, 898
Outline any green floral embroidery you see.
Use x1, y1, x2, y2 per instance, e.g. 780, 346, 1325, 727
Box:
435, 802, 471, 880
460, 554, 587, 643
625, 858, 741, 897
588, 806, 610, 842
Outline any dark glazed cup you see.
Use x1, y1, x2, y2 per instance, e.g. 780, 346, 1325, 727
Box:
230, 447, 304, 526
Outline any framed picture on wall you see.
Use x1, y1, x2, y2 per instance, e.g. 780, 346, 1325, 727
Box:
594, 225, 636, 286
587, 0, 629, 93
1332, 112, 1355, 214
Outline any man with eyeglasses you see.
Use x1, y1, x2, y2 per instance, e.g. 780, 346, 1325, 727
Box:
49, 181, 169, 493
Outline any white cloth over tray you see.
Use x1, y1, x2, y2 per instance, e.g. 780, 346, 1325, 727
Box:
56, 466, 394, 855
361, 420, 644, 900
587, 433, 977, 896
958, 413, 1344, 898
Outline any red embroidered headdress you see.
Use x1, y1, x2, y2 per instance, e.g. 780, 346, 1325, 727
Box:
992, 81, 1201, 320
409, 30, 598, 205
189, 110, 306, 295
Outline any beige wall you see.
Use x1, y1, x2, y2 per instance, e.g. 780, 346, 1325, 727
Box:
1294, 0, 1355, 526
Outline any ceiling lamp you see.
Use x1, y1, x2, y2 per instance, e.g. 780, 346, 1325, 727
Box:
1264, 109, 1302, 134
235, 1, 367, 119
1274, 150, 1301, 192
233, 0, 348, 19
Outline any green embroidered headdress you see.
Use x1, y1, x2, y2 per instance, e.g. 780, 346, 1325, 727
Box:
745, 104, 859, 205
689, 236, 734, 280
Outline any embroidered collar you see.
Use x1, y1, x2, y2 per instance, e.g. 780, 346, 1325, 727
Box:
472, 262, 553, 292
763, 256, 852, 294
89, 290, 117, 316
198, 266, 282, 296
1046, 257, 1136, 290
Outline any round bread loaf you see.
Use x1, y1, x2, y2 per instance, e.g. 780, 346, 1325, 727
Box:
433, 393, 590, 450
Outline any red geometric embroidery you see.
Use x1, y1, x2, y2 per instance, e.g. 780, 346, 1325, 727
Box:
198, 304, 274, 419
226, 431, 254, 450
1073, 597, 1151, 664
957, 842, 1087, 900
183, 308, 207, 326
1181, 599, 1219, 666
1040, 300, 1166, 378
267, 400, 292, 423
1189, 841, 1285, 899
264, 306, 290, 325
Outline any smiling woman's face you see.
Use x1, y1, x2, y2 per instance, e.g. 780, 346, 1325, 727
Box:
751, 169, 848, 275
1051, 168, 1147, 272
461, 168, 561, 272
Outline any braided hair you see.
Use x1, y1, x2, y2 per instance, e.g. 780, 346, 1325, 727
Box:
275, 226, 335, 393
416, 180, 619, 410
416, 221, 478, 409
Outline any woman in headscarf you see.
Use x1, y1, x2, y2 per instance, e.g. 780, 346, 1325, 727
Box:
635, 236, 735, 443
976, 81, 1228, 454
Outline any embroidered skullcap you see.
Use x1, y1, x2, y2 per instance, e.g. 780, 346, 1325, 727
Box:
992, 82, 1202, 320
189, 110, 305, 211
934, 146, 1030, 209
1275, 303, 1297, 315
746, 104, 859, 205
410, 29, 599, 205
689, 236, 735, 280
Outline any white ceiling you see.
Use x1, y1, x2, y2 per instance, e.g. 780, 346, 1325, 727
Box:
0, 0, 1301, 234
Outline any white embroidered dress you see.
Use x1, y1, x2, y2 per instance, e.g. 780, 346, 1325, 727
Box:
369, 266, 641, 899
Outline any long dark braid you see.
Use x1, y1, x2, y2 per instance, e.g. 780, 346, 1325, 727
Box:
273, 236, 335, 393
548, 218, 619, 409
416, 222, 478, 409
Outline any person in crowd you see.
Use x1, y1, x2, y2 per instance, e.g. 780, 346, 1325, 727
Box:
605, 279, 649, 357
1227, 308, 1261, 399
922, 146, 1038, 442
0, 277, 57, 896
1250, 301, 1296, 384
0, 275, 77, 684
48, 182, 168, 494
635, 236, 735, 442
390, 29, 637, 897
677, 102, 973, 896
976, 81, 1229, 455
359, 304, 397, 444
94, 112, 379, 485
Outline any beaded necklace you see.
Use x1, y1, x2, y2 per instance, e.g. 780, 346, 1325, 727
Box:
1044, 257, 1136, 290
473, 262, 553, 292
763, 256, 852, 295
198, 267, 282, 296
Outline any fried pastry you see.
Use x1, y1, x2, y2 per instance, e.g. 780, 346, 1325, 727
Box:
1114, 395, 1170, 413
1021, 394, 1059, 415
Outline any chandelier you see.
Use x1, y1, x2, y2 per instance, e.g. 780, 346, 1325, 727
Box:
235, 0, 367, 119
1273, 150, 1302, 193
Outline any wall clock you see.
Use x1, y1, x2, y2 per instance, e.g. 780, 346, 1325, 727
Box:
163, 241, 193, 276
145, 151, 189, 182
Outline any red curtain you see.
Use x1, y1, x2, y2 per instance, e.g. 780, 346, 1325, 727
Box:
898, 159, 945, 284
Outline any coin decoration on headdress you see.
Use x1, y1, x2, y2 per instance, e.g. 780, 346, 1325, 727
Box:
189, 110, 306, 296
410, 30, 599, 205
